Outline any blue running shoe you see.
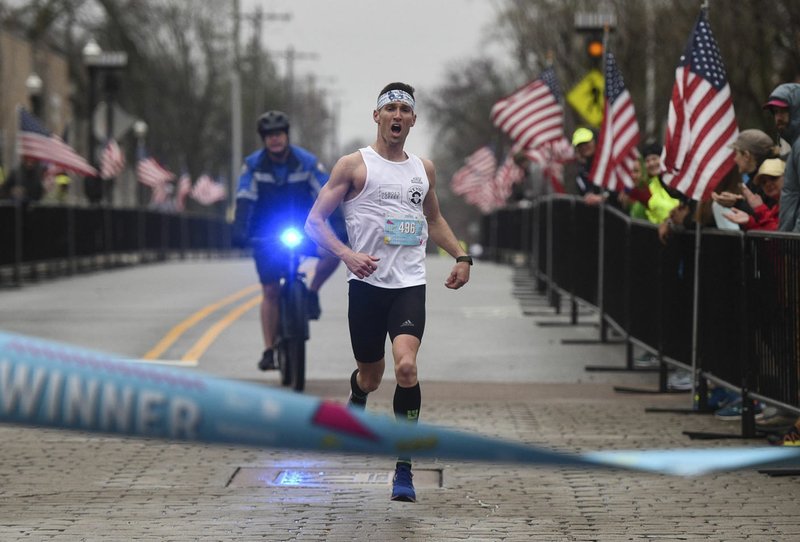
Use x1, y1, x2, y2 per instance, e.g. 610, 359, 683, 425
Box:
390, 463, 416, 502
715, 398, 764, 421
707, 388, 738, 410
696, 388, 739, 410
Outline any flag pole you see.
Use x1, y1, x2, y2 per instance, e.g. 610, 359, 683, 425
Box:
689, 208, 702, 402
595, 25, 610, 343
13, 105, 22, 169
690, 0, 710, 405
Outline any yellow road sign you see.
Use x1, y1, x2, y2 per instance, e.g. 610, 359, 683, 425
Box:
567, 69, 605, 127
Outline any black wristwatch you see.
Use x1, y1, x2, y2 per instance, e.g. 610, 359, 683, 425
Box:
455, 255, 473, 265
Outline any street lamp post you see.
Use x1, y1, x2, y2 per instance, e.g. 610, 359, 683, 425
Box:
82, 38, 127, 206
133, 120, 148, 208
82, 39, 102, 205
25, 73, 44, 118
82, 39, 101, 165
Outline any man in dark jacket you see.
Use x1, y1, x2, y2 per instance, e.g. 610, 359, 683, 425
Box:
764, 83, 800, 233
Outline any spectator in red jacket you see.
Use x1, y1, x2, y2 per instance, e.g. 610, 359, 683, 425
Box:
723, 158, 785, 231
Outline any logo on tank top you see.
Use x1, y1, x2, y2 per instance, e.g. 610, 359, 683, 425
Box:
410, 176, 422, 184
379, 184, 401, 204
408, 186, 424, 206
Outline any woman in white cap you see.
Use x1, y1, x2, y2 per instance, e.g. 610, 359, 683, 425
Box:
723, 158, 786, 231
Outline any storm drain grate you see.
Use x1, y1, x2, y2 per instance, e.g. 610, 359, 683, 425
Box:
227, 468, 442, 488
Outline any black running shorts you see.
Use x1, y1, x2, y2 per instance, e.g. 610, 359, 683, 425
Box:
347, 280, 426, 363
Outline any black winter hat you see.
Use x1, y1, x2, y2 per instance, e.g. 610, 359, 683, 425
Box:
642, 142, 663, 158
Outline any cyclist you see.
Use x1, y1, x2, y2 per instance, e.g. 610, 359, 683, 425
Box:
233, 110, 346, 372
305, 82, 472, 502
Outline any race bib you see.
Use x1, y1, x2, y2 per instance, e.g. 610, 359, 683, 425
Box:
383, 216, 425, 246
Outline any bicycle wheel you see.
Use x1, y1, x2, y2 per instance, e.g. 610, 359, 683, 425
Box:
276, 341, 291, 387
285, 279, 308, 392
287, 337, 305, 392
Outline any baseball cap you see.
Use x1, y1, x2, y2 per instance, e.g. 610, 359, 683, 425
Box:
753, 158, 785, 185
572, 127, 594, 146
763, 97, 789, 109
727, 129, 774, 157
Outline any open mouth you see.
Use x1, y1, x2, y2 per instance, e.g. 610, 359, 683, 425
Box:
391, 123, 402, 134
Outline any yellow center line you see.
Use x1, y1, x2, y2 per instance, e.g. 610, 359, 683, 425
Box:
181, 294, 263, 362
143, 284, 262, 360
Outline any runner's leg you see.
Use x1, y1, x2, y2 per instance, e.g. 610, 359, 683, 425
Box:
391, 334, 421, 503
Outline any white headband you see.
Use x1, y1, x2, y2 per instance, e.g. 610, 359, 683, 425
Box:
376, 89, 415, 111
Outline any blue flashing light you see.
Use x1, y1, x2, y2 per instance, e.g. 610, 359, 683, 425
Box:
280, 227, 303, 248
276, 470, 306, 486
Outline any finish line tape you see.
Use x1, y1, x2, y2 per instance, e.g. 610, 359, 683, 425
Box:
0, 331, 796, 477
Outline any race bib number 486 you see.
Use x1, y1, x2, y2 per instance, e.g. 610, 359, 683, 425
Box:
384, 217, 425, 246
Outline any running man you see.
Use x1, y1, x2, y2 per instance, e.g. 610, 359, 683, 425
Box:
305, 82, 472, 502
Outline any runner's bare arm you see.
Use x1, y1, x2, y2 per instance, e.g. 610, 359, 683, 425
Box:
305, 153, 380, 279
421, 159, 470, 289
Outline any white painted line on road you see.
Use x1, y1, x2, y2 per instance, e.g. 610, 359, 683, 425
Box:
125, 358, 199, 367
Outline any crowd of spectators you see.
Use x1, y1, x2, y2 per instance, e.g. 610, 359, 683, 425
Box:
515, 82, 800, 447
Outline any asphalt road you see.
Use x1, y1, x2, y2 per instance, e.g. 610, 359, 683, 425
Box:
0, 255, 646, 387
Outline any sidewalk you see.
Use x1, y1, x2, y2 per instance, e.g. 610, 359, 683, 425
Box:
0, 258, 798, 540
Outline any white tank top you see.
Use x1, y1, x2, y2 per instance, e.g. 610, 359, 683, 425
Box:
342, 146, 429, 288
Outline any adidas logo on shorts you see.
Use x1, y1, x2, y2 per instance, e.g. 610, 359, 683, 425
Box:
400, 320, 414, 327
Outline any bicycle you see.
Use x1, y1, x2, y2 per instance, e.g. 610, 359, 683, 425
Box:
253, 226, 310, 392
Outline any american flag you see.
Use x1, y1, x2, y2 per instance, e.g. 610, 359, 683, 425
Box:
17, 108, 98, 178
661, 9, 737, 201
494, 152, 526, 193
450, 146, 497, 199
589, 52, 641, 191
490, 68, 564, 150
175, 172, 192, 211
149, 181, 169, 206
190, 174, 227, 205
99, 138, 125, 179
41, 162, 61, 193
136, 156, 174, 188
456, 152, 507, 214
464, 179, 506, 214
524, 137, 574, 194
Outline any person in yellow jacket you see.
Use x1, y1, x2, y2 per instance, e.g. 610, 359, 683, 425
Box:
621, 143, 681, 225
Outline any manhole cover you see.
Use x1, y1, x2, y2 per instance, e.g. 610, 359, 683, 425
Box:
228, 468, 442, 488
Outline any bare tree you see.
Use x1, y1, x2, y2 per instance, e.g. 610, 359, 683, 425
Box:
7, 0, 333, 192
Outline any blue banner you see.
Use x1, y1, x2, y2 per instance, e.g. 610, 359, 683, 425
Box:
0, 331, 796, 476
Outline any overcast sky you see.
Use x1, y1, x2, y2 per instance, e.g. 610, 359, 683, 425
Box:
243, 0, 503, 159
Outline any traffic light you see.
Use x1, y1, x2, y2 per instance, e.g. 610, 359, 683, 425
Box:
587, 38, 603, 59
586, 32, 604, 62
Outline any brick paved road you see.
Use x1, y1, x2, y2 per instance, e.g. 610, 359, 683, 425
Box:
0, 257, 797, 540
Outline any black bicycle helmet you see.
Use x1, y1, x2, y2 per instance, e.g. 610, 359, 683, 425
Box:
257, 110, 290, 137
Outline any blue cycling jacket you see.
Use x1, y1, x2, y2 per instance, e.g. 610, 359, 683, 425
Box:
236, 145, 328, 238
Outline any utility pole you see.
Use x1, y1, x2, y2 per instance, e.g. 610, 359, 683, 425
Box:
250, 6, 263, 118
248, 7, 292, 119
271, 46, 319, 116
329, 97, 341, 163
644, 1, 656, 140
230, 3, 291, 211
230, 0, 242, 218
